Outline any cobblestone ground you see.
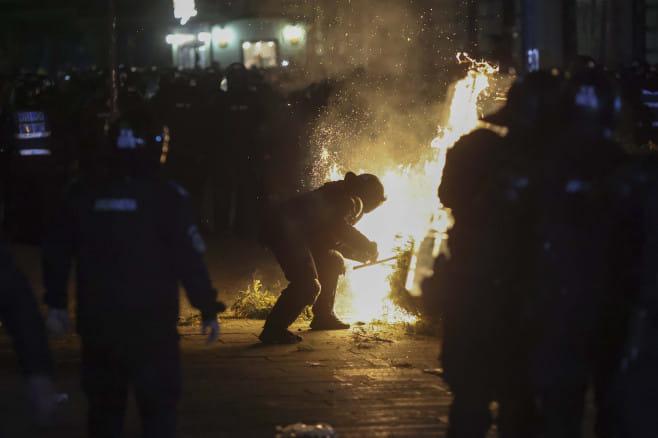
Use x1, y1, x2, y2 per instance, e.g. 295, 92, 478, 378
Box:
1, 320, 458, 438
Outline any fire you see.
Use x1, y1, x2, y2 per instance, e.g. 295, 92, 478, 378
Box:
327, 54, 500, 323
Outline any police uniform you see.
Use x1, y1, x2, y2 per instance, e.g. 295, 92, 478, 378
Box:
609, 156, 658, 438
1, 106, 57, 243
43, 131, 220, 437
527, 70, 629, 438
427, 127, 536, 438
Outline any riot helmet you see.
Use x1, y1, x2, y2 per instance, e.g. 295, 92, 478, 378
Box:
483, 70, 564, 133
344, 172, 386, 213
106, 105, 169, 172
561, 70, 622, 140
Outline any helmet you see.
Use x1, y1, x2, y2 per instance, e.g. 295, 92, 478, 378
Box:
225, 63, 249, 93
561, 70, 622, 139
344, 172, 386, 213
106, 106, 169, 170
484, 70, 564, 132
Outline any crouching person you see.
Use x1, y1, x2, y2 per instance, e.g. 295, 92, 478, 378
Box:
42, 107, 224, 438
259, 172, 386, 344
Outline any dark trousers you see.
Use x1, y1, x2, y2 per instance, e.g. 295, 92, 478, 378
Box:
263, 233, 345, 332
447, 383, 535, 438
81, 339, 181, 438
535, 384, 587, 438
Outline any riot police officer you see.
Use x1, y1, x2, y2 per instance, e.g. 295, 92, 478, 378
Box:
424, 71, 564, 438
529, 71, 627, 438
0, 80, 58, 243
608, 154, 658, 438
259, 172, 384, 344
42, 106, 224, 438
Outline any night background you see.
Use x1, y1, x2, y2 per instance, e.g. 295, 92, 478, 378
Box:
0, 1, 657, 437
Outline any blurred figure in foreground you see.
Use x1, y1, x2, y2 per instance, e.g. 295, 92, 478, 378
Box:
609, 153, 658, 438
424, 71, 563, 438
259, 172, 385, 344
529, 71, 627, 438
0, 239, 58, 429
42, 107, 224, 438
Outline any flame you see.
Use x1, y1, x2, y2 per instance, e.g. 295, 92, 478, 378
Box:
324, 54, 499, 324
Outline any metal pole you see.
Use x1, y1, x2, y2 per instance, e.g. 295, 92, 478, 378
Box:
108, 0, 119, 120
352, 256, 399, 271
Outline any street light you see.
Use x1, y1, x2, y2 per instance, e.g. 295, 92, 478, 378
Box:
283, 24, 305, 45
173, 0, 197, 26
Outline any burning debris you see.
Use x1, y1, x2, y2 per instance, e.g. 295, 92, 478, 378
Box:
322, 54, 501, 324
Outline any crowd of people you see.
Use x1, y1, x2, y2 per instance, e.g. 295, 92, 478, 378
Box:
423, 62, 658, 437
0, 57, 657, 438
0, 63, 347, 244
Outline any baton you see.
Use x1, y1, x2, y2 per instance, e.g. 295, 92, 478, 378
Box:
353, 256, 399, 270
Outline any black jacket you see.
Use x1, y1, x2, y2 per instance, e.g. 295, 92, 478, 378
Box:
43, 174, 219, 342
263, 180, 372, 258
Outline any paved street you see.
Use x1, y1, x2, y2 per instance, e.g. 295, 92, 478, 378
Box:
1, 320, 455, 438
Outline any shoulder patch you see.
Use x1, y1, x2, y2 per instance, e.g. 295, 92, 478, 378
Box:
94, 198, 138, 212
168, 181, 189, 198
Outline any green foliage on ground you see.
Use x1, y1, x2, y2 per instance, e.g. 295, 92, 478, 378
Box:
231, 279, 278, 319
230, 278, 313, 321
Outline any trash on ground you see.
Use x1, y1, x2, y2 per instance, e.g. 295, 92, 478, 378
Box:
276, 423, 337, 438
351, 326, 394, 345
423, 368, 444, 377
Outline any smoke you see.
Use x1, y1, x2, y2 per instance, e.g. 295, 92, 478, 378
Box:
275, 0, 473, 186
307, 75, 444, 186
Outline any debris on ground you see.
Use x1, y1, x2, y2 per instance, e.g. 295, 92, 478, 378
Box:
349, 326, 396, 350
351, 326, 394, 343
306, 361, 326, 367
391, 360, 413, 368
178, 314, 201, 327
230, 279, 278, 319
423, 368, 444, 377
296, 344, 314, 352
276, 423, 337, 438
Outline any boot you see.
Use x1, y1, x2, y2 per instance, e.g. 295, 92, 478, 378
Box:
258, 329, 303, 345
259, 289, 307, 344
310, 312, 350, 330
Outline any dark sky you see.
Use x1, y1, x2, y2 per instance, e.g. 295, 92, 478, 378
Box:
0, 0, 171, 17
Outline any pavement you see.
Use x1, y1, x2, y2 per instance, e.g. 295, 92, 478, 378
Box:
0, 319, 455, 438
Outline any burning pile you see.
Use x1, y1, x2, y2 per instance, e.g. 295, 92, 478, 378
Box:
325, 54, 500, 324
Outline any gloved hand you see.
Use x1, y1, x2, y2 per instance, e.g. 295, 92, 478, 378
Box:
202, 317, 220, 345
26, 374, 58, 426
45, 308, 71, 337
365, 241, 379, 263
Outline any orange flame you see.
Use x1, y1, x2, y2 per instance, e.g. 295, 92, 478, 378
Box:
324, 54, 499, 323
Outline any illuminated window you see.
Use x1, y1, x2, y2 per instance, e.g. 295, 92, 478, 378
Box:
242, 40, 278, 69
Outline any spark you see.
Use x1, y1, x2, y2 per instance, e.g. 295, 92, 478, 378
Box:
323, 54, 500, 324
